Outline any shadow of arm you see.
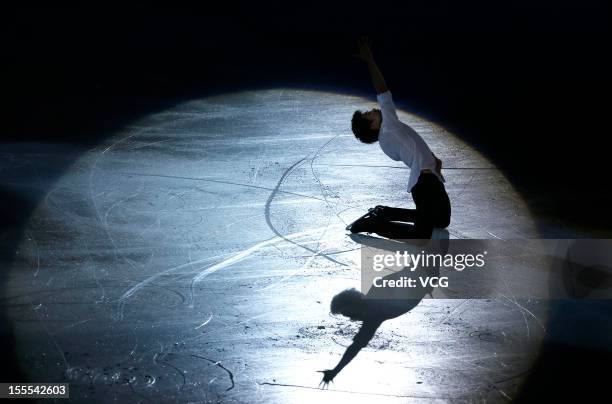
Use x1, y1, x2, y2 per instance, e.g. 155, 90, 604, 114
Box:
322, 320, 382, 383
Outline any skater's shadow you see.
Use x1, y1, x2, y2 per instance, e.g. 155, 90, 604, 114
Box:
319, 231, 449, 384
344, 229, 449, 316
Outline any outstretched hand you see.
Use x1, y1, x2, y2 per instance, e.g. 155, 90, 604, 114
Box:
317, 369, 337, 389
354, 36, 374, 62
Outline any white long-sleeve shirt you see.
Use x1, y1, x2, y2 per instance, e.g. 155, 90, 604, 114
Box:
377, 91, 443, 192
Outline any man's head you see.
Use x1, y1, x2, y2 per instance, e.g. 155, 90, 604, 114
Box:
331, 288, 367, 321
351, 108, 382, 144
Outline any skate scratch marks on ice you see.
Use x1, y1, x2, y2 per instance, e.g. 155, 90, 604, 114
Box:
119, 253, 229, 303
118, 226, 339, 313
264, 157, 347, 267
190, 354, 235, 391
117, 171, 341, 206
257, 381, 446, 398
191, 226, 342, 284
194, 314, 213, 330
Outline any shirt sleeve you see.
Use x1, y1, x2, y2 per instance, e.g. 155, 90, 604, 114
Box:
376, 91, 399, 124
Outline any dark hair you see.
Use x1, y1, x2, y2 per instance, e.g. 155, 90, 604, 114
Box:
351, 110, 379, 144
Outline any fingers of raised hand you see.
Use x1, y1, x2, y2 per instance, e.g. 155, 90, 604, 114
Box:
360, 36, 372, 48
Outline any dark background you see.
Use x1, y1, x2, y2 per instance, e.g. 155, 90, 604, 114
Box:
2, 1, 611, 401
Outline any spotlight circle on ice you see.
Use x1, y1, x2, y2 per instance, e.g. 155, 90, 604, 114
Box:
7, 89, 545, 402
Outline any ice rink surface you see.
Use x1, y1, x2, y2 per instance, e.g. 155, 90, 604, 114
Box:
2, 90, 552, 402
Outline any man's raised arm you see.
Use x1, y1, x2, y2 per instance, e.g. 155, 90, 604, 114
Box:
355, 37, 388, 94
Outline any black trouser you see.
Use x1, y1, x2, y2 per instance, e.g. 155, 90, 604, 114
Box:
374, 173, 451, 239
